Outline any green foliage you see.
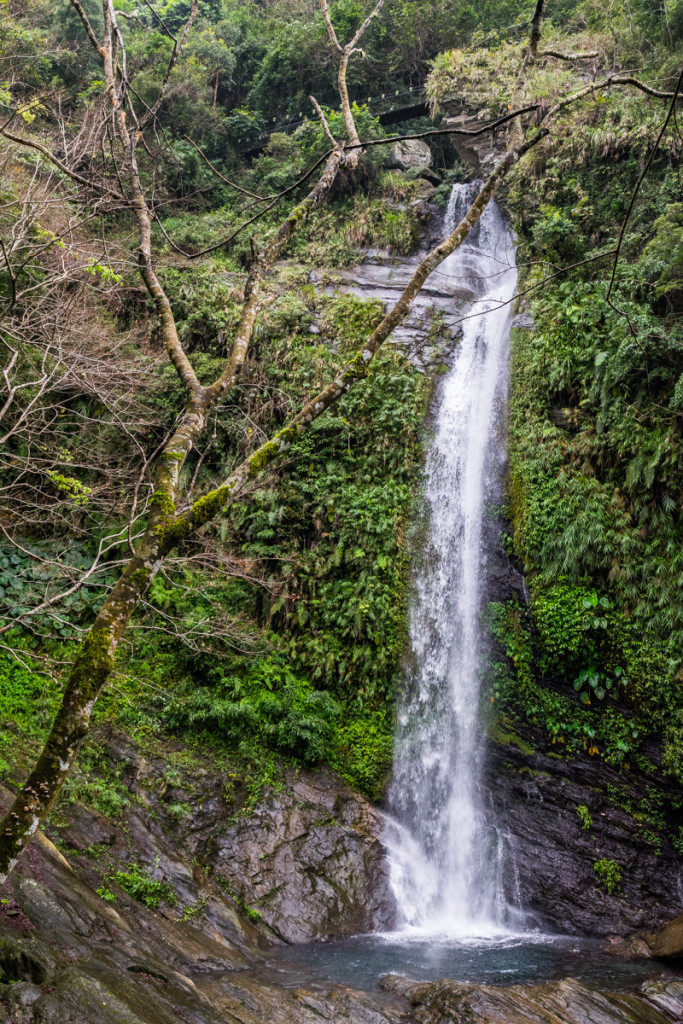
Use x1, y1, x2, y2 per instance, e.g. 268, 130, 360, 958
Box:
331, 709, 393, 799
643, 202, 683, 306
107, 286, 428, 790
502, 92, 683, 775
573, 664, 626, 705
45, 471, 93, 506
59, 746, 131, 819
488, 601, 640, 765
6, 0, 682, 815
593, 858, 622, 895
531, 205, 585, 264
0, 650, 59, 742
167, 657, 340, 765
109, 864, 177, 909
296, 104, 384, 158
576, 804, 592, 830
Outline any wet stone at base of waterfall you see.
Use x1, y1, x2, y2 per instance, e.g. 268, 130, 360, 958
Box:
380, 974, 683, 1024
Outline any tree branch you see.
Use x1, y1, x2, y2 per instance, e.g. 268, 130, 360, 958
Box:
138, 0, 199, 131
0, 126, 124, 199
68, 0, 105, 57
182, 135, 266, 199
320, 0, 343, 52
605, 65, 683, 326
540, 49, 598, 60
310, 95, 338, 148
509, 0, 547, 148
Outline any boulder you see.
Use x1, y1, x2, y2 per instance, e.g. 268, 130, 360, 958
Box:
213, 768, 396, 943
646, 911, 683, 959
387, 138, 432, 171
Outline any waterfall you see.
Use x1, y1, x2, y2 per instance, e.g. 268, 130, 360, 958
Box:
384, 182, 522, 938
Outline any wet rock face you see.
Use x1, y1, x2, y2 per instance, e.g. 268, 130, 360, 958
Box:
40, 738, 395, 946
0, 809, 405, 1024
211, 769, 396, 942
381, 974, 683, 1024
479, 504, 683, 938
485, 731, 683, 936
314, 249, 467, 375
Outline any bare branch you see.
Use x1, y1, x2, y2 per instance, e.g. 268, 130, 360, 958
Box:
320, 0, 387, 161
310, 95, 338, 148
67, 0, 105, 57
182, 135, 266, 200
138, 0, 199, 131
320, 0, 343, 52
540, 49, 599, 60
137, 0, 177, 41
348, 0, 386, 51
607, 74, 683, 100
0, 126, 124, 199
605, 65, 683, 325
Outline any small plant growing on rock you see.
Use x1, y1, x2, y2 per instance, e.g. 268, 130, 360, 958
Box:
594, 858, 622, 895
577, 805, 592, 830
109, 864, 177, 909
96, 887, 117, 904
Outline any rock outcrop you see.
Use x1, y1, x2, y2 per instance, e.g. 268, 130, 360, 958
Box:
382, 974, 683, 1024
479, 510, 683, 938
1, 799, 682, 1024
483, 721, 683, 937
39, 734, 394, 945
442, 106, 507, 173
646, 912, 683, 959
212, 768, 395, 942
0, 816, 404, 1024
387, 138, 433, 172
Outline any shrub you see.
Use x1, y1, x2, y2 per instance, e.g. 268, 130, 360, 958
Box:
166, 658, 340, 764
332, 710, 393, 799
110, 864, 176, 909
594, 858, 622, 895
577, 804, 592, 831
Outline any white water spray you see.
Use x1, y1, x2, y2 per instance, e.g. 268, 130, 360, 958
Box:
385, 182, 523, 938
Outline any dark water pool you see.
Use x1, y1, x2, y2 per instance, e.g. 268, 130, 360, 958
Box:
265, 932, 681, 993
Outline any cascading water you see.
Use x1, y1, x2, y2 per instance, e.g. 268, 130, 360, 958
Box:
265, 182, 676, 997
384, 182, 523, 938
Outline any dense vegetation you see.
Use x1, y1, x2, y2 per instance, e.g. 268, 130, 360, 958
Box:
1, 0, 682, 835
426, 6, 683, 784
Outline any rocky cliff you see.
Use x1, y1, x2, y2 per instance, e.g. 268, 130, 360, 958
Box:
481, 502, 683, 937
1, 769, 683, 1024
484, 719, 683, 937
